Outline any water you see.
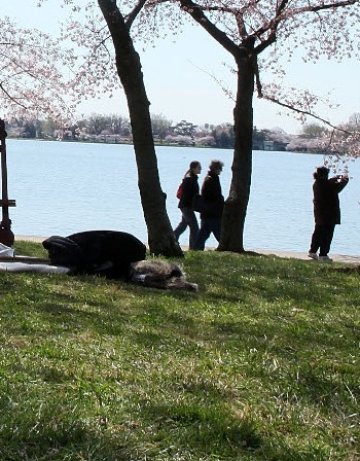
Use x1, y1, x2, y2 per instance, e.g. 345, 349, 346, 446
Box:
5, 139, 360, 255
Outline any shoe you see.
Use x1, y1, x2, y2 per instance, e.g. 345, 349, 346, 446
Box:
319, 255, 333, 262
308, 252, 318, 260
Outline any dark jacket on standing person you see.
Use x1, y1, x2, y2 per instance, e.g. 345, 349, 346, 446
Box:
313, 175, 349, 225
200, 171, 224, 218
178, 174, 199, 209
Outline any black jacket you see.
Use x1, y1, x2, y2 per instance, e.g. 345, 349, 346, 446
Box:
313, 176, 348, 225
178, 174, 199, 209
200, 172, 224, 218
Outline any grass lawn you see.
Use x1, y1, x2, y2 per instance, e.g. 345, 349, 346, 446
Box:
0, 242, 359, 461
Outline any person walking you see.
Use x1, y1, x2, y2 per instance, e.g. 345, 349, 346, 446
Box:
173, 161, 202, 250
308, 166, 349, 261
195, 159, 224, 250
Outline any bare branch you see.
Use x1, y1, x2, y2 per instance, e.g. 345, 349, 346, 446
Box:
235, 10, 248, 39
254, 60, 262, 97
254, 31, 276, 53
276, 0, 290, 15
92, 34, 113, 64
262, 95, 352, 135
177, 0, 244, 57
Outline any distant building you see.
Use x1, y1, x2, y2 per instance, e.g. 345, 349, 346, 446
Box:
252, 139, 264, 150
263, 140, 288, 151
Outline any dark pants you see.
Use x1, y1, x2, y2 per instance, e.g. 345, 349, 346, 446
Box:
195, 217, 221, 250
310, 224, 336, 256
174, 207, 199, 250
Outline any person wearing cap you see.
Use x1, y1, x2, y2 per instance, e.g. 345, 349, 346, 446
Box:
308, 166, 349, 261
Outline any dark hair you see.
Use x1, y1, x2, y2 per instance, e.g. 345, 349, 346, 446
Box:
190, 161, 201, 170
314, 166, 329, 180
209, 159, 224, 173
185, 161, 201, 177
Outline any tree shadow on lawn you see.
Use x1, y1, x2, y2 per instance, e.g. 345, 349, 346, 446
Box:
138, 399, 333, 461
2, 291, 133, 338
1, 396, 328, 461
191, 252, 353, 308
295, 364, 360, 408
139, 399, 262, 458
2, 269, 356, 373
0, 404, 136, 461
1, 271, 356, 460
2, 269, 357, 389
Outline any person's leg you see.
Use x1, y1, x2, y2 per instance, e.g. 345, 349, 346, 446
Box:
173, 210, 188, 241
181, 208, 199, 250
209, 218, 221, 242
195, 218, 211, 250
309, 224, 322, 254
319, 224, 335, 257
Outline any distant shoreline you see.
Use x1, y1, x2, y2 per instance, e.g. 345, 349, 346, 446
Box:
7, 136, 324, 155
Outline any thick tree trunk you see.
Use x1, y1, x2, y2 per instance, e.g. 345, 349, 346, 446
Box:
98, 0, 182, 256
217, 50, 255, 252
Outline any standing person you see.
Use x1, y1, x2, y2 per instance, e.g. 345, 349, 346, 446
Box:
308, 166, 349, 261
195, 160, 224, 250
173, 161, 202, 250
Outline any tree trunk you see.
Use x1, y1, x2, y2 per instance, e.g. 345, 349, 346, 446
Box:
98, 0, 182, 256
217, 49, 255, 252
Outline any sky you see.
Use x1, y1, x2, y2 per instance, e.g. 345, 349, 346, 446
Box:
2, 0, 360, 135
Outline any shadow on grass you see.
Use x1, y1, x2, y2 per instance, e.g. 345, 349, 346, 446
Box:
138, 399, 332, 461
140, 400, 262, 457
0, 407, 133, 461
1, 249, 357, 461
2, 262, 357, 380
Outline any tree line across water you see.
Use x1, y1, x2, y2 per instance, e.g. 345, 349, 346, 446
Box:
6, 112, 360, 153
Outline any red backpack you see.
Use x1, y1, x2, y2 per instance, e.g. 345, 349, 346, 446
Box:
176, 182, 184, 200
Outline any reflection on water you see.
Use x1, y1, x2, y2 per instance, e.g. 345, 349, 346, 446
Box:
7, 139, 360, 255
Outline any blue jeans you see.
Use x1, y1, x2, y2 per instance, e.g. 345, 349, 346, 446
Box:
173, 207, 199, 250
195, 217, 221, 250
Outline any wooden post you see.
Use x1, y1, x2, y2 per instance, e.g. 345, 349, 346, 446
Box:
0, 119, 16, 247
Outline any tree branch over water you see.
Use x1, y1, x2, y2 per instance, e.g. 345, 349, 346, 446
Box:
262, 95, 352, 135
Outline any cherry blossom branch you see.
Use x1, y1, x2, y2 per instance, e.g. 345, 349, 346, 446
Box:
0, 82, 28, 109
126, 0, 150, 28
252, 0, 289, 53
252, 0, 357, 53
289, 0, 357, 16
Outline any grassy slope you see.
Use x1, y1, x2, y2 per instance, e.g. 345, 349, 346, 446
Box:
0, 242, 359, 461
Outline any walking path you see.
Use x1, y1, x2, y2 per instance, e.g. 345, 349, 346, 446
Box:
15, 235, 360, 266
252, 248, 360, 266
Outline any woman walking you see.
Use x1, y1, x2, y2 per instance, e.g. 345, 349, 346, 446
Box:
173, 161, 202, 250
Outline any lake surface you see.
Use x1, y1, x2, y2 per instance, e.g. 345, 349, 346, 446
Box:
5, 139, 360, 255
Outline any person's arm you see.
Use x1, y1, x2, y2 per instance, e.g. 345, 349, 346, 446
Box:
329, 175, 349, 193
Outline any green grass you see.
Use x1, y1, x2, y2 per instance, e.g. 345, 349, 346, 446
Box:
1, 242, 359, 461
